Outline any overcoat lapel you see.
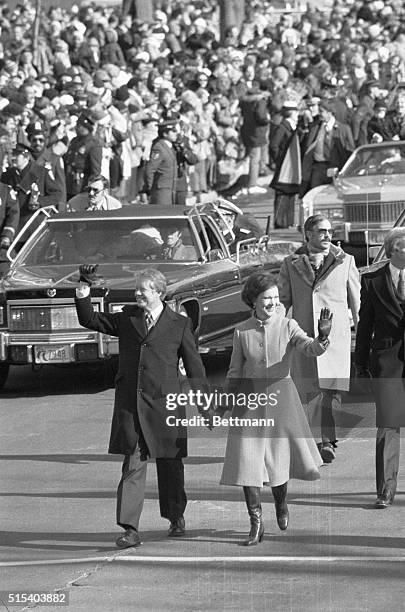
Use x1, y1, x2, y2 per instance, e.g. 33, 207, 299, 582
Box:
291, 254, 315, 286
129, 303, 179, 339
316, 248, 345, 282
129, 310, 147, 338
377, 264, 404, 319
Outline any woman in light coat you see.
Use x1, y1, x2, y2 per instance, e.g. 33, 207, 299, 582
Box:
219, 271, 332, 546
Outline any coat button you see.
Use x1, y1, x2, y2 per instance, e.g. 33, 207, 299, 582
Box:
259, 343, 263, 347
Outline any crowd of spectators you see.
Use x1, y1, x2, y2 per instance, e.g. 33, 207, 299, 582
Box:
1, 0, 405, 213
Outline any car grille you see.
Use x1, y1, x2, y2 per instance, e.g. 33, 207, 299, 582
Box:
344, 200, 405, 223
9, 305, 81, 332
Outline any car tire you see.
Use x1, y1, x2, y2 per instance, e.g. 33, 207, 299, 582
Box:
0, 362, 10, 389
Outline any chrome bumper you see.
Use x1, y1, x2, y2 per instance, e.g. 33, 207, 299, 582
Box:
0, 330, 119, 362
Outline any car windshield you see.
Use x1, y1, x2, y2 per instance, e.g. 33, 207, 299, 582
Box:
341, 144, 405, 177
18, 218, 200, 265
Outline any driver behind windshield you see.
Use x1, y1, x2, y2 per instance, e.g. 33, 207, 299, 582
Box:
161, 225, 197, 261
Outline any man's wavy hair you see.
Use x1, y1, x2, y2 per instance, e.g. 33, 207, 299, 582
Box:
134, 268, 167, 298
384, 227, 405, 258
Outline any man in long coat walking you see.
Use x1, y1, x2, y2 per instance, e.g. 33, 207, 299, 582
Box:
355, 228, 405, 508
278, 214, 360, 463
145, 120, 179, 205
75, 267, 207, 547
270, 101, 302, 229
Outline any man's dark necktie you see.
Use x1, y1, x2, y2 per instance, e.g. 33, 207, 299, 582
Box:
145, 312, 154, 330
398, 269, 405, 301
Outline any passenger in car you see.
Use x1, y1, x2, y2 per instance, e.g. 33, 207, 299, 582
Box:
66, 175, 122, 212
109, 224, 164, 260
161, 226, 198, 261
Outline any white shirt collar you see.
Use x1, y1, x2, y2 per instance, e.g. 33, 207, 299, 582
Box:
389, 262, 404, 286
325, 117, 335, 131
147, 302, 164, 323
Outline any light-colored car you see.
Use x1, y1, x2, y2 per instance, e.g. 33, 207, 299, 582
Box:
302, 141, 405, 248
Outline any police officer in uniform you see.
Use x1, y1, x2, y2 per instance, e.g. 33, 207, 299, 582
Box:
64, 111, 103, 200
145, 120, 178, 205
1, 142, 61, 237
0, 183, 19, 276
26, 121, 67, 208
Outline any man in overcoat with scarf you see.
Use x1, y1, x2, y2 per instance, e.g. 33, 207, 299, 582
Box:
355, 228, 405, 509
75, 266, 207, 547
270, 100, 302, 229
278, 214, 360, 463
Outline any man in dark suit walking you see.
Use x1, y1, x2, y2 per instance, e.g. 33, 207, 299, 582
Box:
75, 267, 207, 547
355, 228, 405, 508
145, 120, 179, 205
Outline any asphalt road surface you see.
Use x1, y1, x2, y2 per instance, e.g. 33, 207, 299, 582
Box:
1, 360, 405, 611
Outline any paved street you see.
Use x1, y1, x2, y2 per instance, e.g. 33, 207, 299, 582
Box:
1, 360, 405, 611
0, 183, 401, 611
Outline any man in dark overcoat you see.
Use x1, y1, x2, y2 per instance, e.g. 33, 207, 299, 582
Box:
26, 121, 67, 208
270, 101, 302, 229
75, 267, 207, 547
1, 142, 61, 236
64, 111, 103, 200
0, 182, 19, 276
300, 100, 355, 197
145, 120, 178, 205
355, 228, 405, 509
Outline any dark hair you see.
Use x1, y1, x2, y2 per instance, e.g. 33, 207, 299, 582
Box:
384, 228, 405, 258
303, 214, 329, 241
241, 271, 277, 309
86, 175, 110, 190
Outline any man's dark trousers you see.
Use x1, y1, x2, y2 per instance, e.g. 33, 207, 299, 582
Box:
117, 444, 187, 530
376, 427, 400, 498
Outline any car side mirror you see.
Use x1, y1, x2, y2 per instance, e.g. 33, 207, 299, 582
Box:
327, 167, 338, 178
207, 248, 224, 262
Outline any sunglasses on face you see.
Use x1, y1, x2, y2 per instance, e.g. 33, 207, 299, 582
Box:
87, 186, 104, 195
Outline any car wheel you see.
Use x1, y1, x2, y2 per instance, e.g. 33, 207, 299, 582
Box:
0, 362, 10, 389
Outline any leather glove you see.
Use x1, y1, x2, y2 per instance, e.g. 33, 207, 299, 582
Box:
355, 365, 371, 379
78, 264, 100, 286
0, 235, 10, 249
318, 307, 333, 341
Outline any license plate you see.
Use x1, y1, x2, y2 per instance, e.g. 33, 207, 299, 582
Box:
34, 344, 72, 363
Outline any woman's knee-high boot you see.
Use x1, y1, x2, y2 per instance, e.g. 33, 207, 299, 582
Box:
271, 482, 289, 531
243, 486, 265, 546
